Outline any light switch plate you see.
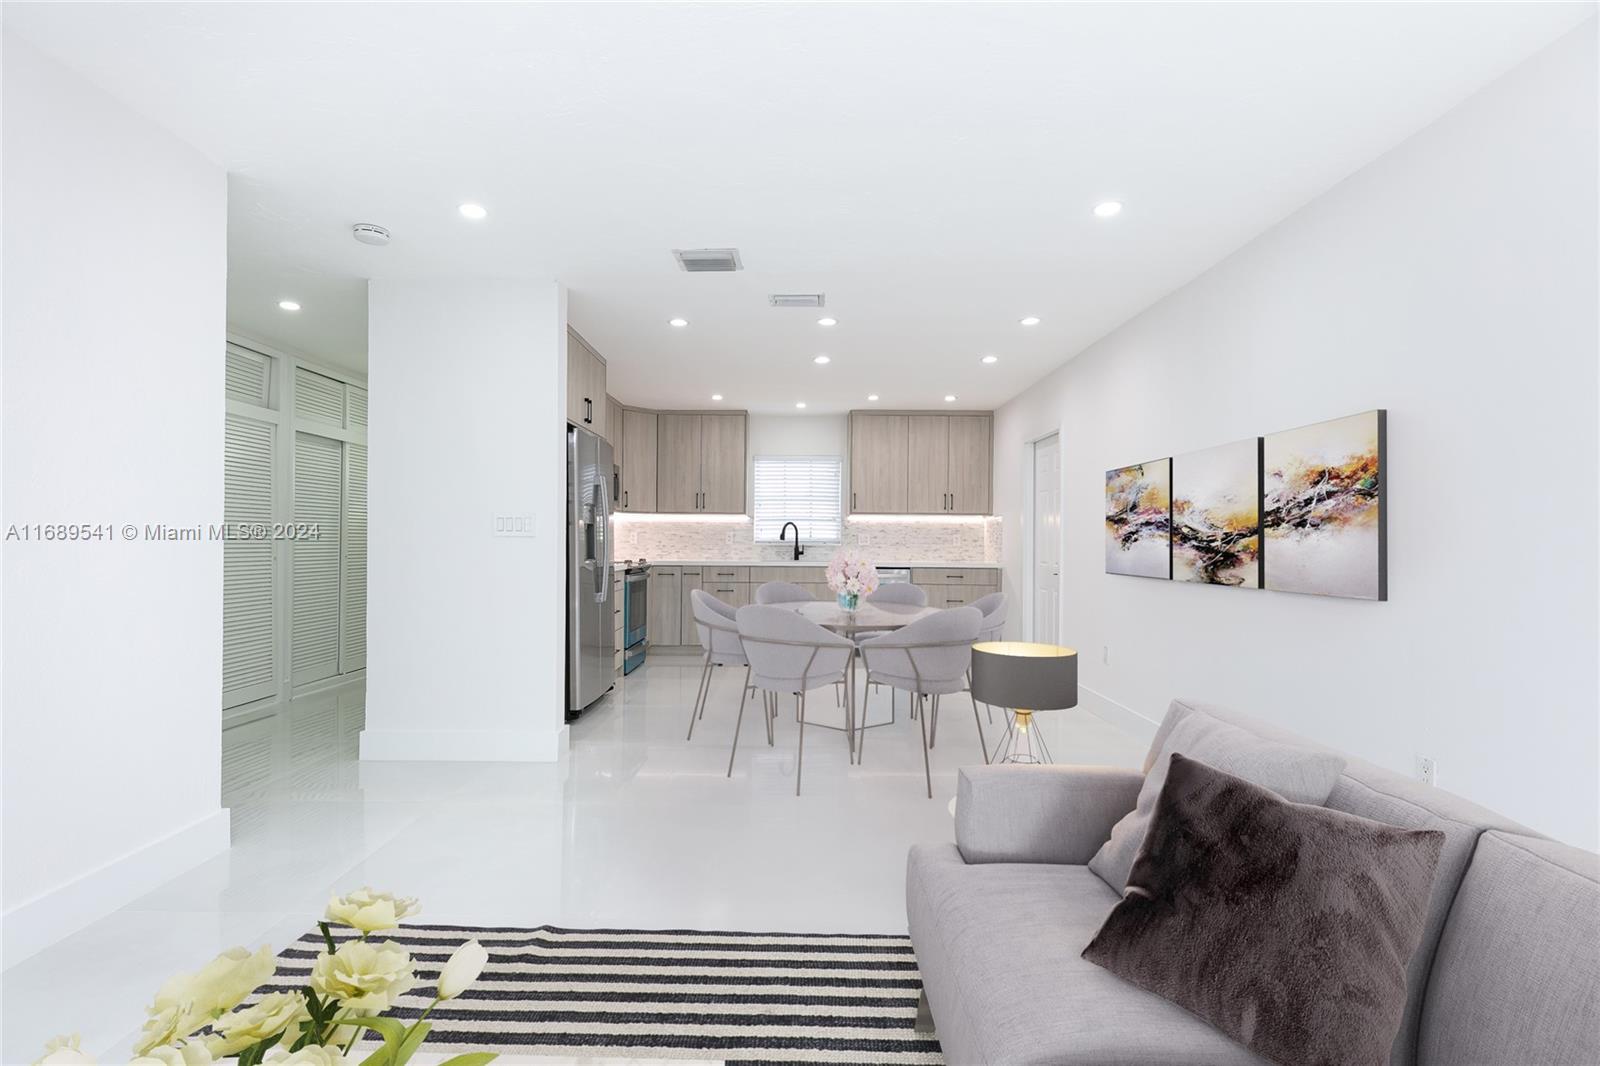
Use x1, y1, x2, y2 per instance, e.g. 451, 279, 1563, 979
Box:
492, 514, 536, 537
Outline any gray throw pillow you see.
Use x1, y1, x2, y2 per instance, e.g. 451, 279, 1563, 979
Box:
1083, 754, 1444, 1066
1088, 710, 1345, 890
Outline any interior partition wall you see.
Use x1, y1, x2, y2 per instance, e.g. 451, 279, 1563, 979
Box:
221, 337, 367, 798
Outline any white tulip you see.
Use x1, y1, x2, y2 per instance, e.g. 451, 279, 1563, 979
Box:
130, 1044, 213, 1066
35, 1035, 95, 1065
263, 1046, 352, 1066
437, 939, 489, 1000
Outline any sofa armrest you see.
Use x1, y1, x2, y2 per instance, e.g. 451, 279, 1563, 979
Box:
955, 764, 1144, 865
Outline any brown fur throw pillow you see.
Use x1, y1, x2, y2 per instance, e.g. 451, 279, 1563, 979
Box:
1083, 753, 1444, 1066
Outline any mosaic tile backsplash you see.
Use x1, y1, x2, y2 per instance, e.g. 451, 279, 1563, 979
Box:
613, 516, 1002, 564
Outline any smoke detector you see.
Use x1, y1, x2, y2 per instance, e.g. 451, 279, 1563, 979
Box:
768, 293, 826, 308
352, 223, 391, 247
673, 248, 743, 272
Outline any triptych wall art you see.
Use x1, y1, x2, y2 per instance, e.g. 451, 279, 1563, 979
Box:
1104, 409, 1386, 600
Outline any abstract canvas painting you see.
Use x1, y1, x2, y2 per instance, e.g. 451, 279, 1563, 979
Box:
1262, 409, 1386, 600
1172, 438, 1261, 587
1105, 458, 1171, 579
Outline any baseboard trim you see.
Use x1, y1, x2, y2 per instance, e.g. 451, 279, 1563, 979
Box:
359, 725, 569, 763
1078, 684, 1161, 748
3, 807, 231, 966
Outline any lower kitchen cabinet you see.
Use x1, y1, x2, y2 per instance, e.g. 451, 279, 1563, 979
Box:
648, 566, 682, 647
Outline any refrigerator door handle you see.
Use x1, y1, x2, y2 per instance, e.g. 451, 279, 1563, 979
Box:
597, 468, 613, 602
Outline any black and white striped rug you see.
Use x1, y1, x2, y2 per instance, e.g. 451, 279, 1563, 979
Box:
267, 924, 944, 1065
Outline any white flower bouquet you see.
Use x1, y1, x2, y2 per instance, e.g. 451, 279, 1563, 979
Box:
36, 889, 496, 1066
825, 549, 879, 609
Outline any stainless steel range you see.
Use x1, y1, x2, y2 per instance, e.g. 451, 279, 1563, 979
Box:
623, 562, 649, 674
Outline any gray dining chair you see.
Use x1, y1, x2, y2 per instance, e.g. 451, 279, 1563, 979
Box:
967, 591, 1008, 723
754, 581, 813, 605
730, 604, 855, 795
856, 606, 985, 797
686, 590, 751, 741
867, 583, 928, 606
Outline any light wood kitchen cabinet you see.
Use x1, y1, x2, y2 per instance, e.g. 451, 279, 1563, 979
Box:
849, 413, 909, 513
566, 328, 607, 438
656, 414, 702, 512
679, 567, 704, 643
647, 566, 682, 647
656, 412, 747, 514
850, 410, 992, 514
906, 415, 949, 513
946, 415, 992, 514
619, 408, 657, 512
604, 395, 624, 449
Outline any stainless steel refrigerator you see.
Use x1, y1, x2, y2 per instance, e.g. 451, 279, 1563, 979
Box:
567, 425, 615, 716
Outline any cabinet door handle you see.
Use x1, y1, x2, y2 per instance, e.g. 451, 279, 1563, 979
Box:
852, 492, 857, 510
950, 493, 955, 511
623, 490, 629, 508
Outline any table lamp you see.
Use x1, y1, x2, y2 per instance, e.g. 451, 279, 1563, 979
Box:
970, 641, 1078, 764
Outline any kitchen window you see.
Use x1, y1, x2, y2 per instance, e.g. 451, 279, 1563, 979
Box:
753, 456, 843, 543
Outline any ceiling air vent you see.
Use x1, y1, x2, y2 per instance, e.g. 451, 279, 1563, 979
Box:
673, 248, 743, 273
768, 293, 826, 308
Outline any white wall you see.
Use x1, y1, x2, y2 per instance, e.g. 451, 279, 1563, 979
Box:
2, 37, 230, 960
994, 24, 1599, 848
362, 279, 568, 761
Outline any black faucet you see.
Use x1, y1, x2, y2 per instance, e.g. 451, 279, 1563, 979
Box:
780, 521, 804, 561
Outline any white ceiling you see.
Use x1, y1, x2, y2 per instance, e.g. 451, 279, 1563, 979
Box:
7, 2, 1591, 411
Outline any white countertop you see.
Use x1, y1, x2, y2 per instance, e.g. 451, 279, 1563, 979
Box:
630, 559, 1000, 568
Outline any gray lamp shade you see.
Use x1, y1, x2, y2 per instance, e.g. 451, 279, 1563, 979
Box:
971, 641, 1079, 710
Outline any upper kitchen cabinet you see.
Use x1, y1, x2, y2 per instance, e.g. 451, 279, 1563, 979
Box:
619, 407, 657, 512
604, 395, 623, 448
849, 413, 909, 513
566, 327, 607, 438
656, 412, 747, 514
849, 410, 992, 514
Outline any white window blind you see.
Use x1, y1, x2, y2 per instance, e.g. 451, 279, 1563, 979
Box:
753, 456, 843, 543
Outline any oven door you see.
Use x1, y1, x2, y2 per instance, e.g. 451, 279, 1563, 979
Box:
624, 572, 649, 649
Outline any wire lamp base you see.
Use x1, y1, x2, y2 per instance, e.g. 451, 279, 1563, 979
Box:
989, 708, 1055, 764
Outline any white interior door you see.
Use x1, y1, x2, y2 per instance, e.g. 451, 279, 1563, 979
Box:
1033, 434, 1061, 645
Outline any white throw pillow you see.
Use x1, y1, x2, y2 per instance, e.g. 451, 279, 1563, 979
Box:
1087, 710, 1347, 892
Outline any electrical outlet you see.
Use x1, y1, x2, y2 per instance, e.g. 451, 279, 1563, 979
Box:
1102, 645, 1111, 666
1416, 755, 1437, 787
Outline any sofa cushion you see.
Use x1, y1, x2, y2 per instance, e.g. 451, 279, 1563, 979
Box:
1154, 697, 1537, 1066
1417, 832, 1600, 1066
1084, 754, 1444, 1066
1088, 707, 1345, 891
907, 842, 1270, 1066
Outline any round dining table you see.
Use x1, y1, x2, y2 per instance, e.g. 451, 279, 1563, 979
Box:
770, 599, 944, 758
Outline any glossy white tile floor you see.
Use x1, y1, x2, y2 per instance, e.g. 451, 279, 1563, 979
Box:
1, 655, 1145, 1063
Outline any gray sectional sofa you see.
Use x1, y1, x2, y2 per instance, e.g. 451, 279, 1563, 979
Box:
907, 697, 1600, 1065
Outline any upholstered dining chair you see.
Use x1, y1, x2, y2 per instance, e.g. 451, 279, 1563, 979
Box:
855, 606, 985, 797
967, 592, 1008, 723
867, 583, 928, 606
754, 581, 813, 605
730, 605, 855, 796
686, 590, 751, 741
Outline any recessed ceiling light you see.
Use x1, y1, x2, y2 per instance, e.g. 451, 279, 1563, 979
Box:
795, 401, 807, 409
278, 300, 301, 312
817, 317, 837, 327
1020, 316, 1041, 326
867, 394, 880, 402
981, 355, 999, 365
813, 354, 831, 365
669, 317, 689, 328
1093, 201, 1123, 218
711, 393, 723, 401
458, 203, 488, 220
944, 394, 958, 403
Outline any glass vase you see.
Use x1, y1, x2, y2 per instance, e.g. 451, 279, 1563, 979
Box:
837, 591, 860, 611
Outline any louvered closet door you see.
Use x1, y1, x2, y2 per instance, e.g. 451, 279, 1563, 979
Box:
295, 366, 345, 426
340, 442, 367, 673
223, 413, 278, 707
292, 432, 344, 685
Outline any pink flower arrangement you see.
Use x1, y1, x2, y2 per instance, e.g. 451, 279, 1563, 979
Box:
826, 550, 880, 598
